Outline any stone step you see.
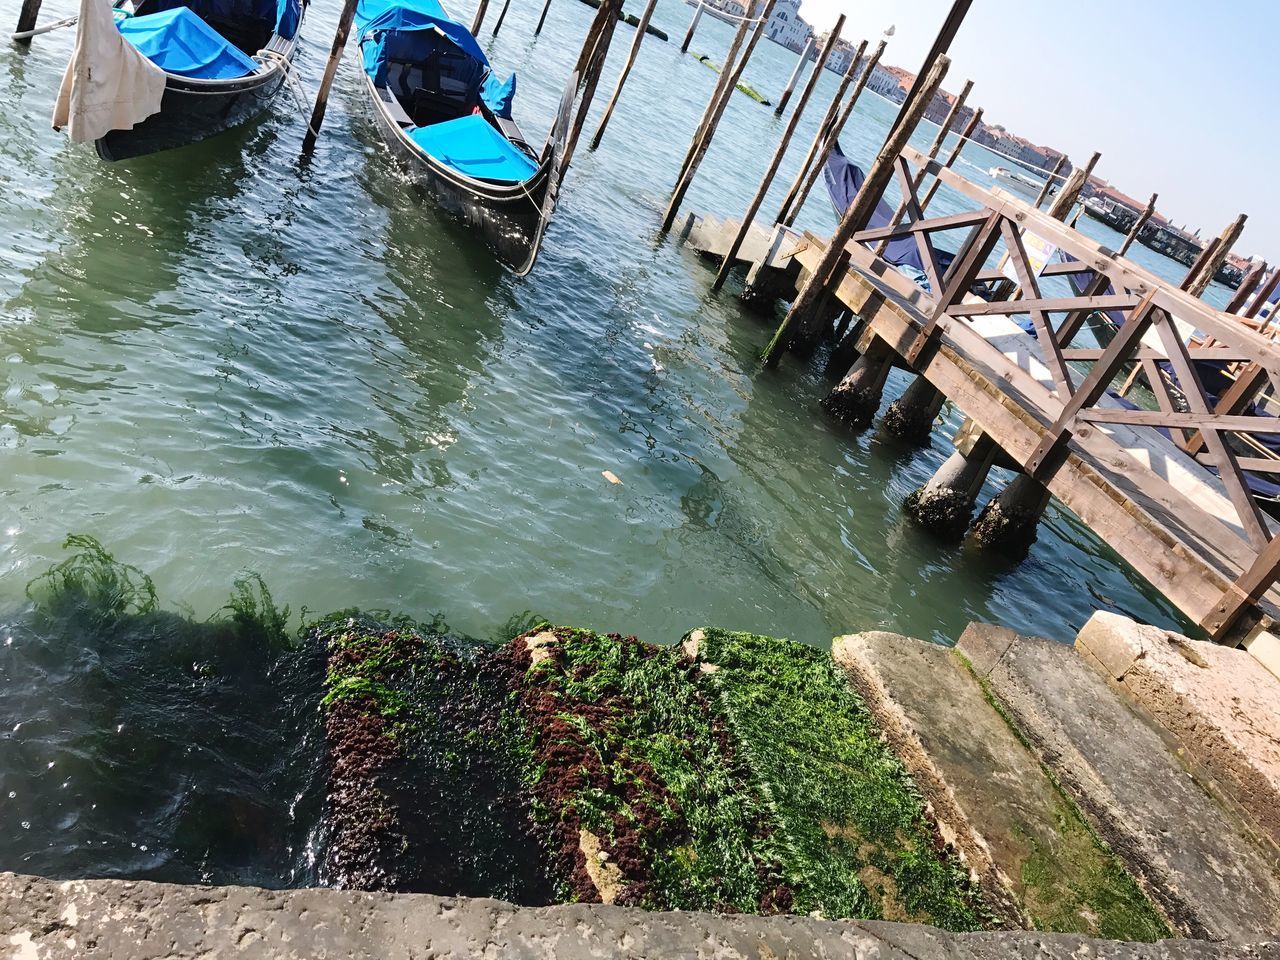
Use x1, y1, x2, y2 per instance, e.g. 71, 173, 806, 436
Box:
833, 630, 1170, 942
958, 624, 1280, 943
1075, 612, 1280, 858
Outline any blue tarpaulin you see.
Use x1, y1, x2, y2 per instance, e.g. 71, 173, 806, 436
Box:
118, 7, 258, 79
357, 0, 488, 82
151, 0, 302, 41
408, 113, 536, 182
480, 71, 515, 119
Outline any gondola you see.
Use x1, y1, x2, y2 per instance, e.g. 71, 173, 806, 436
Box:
355, 0, 572, 274
55, 0, 306, 161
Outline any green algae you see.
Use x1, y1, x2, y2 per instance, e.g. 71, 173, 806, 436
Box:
26, 534, 158, 622
691, 54, 771, 105
687, 627, 989, 929
956, 652, 1172, 942
509, 626, 774, 911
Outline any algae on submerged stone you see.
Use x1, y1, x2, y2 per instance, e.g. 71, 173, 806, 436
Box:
684, 627, 990, 930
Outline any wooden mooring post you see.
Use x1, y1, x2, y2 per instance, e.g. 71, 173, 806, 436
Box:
778, 39, 887, 226
1118, 192, 1157, 256
1031, 153, 1067, 209
917, 106, 982, 210
534, 0, 553, 34
711, 15, 846, 291
774, 37, 814, 117
662, 0, 778, 232
470, 0, 490, 34
561, 0, 624, 172
680, 0, 703, 53
762, 54, 952, 366
301, 0, 360, 155
875, 77, 973, 257
588, 0, 659, 150
491, 0, 512, 34
13, 0, 44, 44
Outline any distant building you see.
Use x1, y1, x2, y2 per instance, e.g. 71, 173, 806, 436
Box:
821, 35, 860, 75
763, 0, 812, 53
865, 63, 907, 99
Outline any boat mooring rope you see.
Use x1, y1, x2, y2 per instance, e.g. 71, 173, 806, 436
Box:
11, 14, 78, 40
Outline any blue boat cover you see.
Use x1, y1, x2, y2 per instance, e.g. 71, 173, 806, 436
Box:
357, 0, 489, 81
118, 7, 258, 79
480, 71, 515, 119
408, 114, 537, 183
823, 139, 957, 283
150, 0, 302, 41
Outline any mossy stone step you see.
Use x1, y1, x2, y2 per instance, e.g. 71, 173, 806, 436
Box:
833, 628, 1169, 942
959, 624, 1280, 942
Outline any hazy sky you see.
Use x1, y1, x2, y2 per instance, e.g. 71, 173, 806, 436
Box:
796, 0, 1278, 260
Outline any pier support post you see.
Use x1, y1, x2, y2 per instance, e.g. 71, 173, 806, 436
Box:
712, 15, 845, 291
680, 1, 703, 53
561, 0, 623, 172
904, 434, 998, 537
662, 0, 778, 232
589, 0, 659, 150
14, 0, 43, 43
882, 376, 945, 444
820, 336, 895, 426
301, 0, 360, 155
470, 0, 490, 35
534, 0, 552, 34
490, 0, 512, 34
969, 473, 1051, 551
774, 37, 814, 117
763, 53, 951, 364
778, 39, 884, 226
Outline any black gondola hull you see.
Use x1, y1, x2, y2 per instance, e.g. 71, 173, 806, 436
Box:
365, 80, 555, 275
95, 71, 286, 161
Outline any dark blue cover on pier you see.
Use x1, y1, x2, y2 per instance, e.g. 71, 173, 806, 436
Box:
823, 140, 955, 283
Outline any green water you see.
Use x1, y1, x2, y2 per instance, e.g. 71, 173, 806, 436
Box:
0, 0, 1202, 653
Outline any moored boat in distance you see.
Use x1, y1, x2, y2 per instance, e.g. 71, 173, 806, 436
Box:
987, 165, 1048, 202
54, 0, 307, 161
355, 0, 572, 275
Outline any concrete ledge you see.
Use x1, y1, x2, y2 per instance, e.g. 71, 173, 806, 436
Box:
1076, 612, 1280, 856
3, 872, 1279, 960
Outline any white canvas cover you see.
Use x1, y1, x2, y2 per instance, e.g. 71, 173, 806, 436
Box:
52, 0, 166, 143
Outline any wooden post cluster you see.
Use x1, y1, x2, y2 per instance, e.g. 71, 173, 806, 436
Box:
762, 53, 952, 365
774, 37, 814, 117
302, 0, 360, 155
588, 0, 660, 150
1031, 153, 1067, 209
662, 0, 779, 232
875, 78, 973, 256
778, 39, 885, 226
918, 106, 982, 210
561, 0, 625, 172
710, 15, 847, 291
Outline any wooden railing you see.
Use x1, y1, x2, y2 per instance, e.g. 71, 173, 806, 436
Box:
850, 145, 1280, 639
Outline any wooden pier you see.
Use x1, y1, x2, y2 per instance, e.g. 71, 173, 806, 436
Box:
678, 151, 1280, 650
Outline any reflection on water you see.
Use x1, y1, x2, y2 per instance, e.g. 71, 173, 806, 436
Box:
1, 0, 1204, 886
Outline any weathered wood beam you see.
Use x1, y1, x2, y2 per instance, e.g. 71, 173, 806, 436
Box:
1031, 153, 1067, 209
588, 0, 659, 150
712, 15, 846, 291
1117, 192, 1157, 256
301, 0, 360, 155
774, 36, 814, 117
918, 107, 982, 211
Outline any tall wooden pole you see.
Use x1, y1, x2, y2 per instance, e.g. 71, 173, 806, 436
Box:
1183, 213, 1247, 297
588, 0, 659, 150
774, 37, 814, 117
680, 1, 703, 53
1044, 150, 1099, 221
491, 0, 512, 34
561, 0, 623, 172
779, 39, 885, 226
1225, 260, 1268, 315
918, 106, 981, 210
1031, 153, 1067, 209
14, 0, 43, 44
1117, 192, 1157, 257
302, 0, 359, 155
662, 0, 778, 232
534, 0, 552, 34
470, 0, 490, 34
763, 54, 952, 365
772, 38, 866, 223
874, 77, 972, 256
712, 16, 846, 290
